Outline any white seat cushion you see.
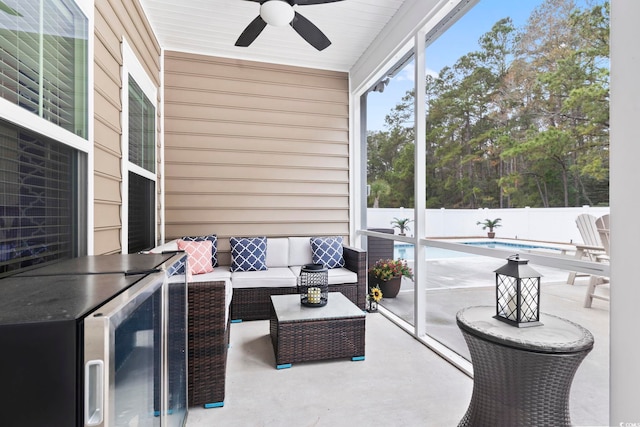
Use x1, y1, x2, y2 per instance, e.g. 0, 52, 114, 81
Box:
327, 267, 358, 285
289, 266, 357, 285
231, 267, 297, 289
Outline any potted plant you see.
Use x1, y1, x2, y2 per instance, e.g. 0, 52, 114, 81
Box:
391, 217, 413, 236
477, 218, 502, 238
368, 258, 413, 298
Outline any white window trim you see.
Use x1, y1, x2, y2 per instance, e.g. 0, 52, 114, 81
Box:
121, 37, 158, 253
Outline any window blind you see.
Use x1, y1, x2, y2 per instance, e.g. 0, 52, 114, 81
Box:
128, 76, 155, 173
0, 0, 87, 137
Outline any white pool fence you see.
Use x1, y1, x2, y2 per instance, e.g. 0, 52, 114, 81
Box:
367, 206, 610, 244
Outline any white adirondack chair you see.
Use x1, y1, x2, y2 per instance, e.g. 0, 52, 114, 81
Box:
567, 214, 608, 285
584, 214, 610, 308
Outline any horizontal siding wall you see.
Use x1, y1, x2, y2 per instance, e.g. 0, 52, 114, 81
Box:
93, 0, 161, 254
164, 52, 350, 262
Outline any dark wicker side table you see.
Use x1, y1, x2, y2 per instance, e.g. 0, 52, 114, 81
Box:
456, 306, 594, 427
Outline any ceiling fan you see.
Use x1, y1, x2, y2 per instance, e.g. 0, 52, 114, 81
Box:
235, 0, 344, 51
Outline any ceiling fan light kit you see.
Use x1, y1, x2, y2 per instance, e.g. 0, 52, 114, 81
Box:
260, 1, 294, 26
235, 0, 344, 51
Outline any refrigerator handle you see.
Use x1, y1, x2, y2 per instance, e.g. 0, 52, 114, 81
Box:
84, 360, 104, 426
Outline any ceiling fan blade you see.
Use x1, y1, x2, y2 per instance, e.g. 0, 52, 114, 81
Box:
290, 11, 331, 51
292, 0, 344, 5
235, 16, 268, 47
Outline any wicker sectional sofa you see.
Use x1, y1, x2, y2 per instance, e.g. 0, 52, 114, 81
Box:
151, 236, 366, 409
228, 236, 367, 321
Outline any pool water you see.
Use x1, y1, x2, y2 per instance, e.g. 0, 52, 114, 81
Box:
394, 241, 563, 260
394, 245, 473, 260
462, 241, 562, 252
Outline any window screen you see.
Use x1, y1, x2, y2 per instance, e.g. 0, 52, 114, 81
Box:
0, 0, 88, 138
128, 172, 155, 253
0, 119, 81, 277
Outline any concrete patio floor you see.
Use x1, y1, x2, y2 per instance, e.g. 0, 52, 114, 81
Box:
186, 313, 473, 427
186, 257, 609, 427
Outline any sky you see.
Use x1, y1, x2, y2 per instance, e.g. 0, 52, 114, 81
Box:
366, 0, 595, 132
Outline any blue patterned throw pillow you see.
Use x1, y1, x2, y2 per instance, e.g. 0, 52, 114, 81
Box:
182, 234, 218, 267
230, 236, 268, 272
167, 253, 188, 277
310, 236, 345, 269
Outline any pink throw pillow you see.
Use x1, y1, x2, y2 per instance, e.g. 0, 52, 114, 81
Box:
177, 239, 214, 275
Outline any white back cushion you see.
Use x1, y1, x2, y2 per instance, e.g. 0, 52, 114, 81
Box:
266, 238, 289, 268
288, 237, 314, 266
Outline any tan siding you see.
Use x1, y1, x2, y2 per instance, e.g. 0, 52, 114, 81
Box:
94, 146, 121, 178
166, 194, 348, 209
94, 119, 120, 153
94, 174, 121, 204
94, 204, 121, 229
165, 150, 348, 170
164, 52, 350, 259
166, 120, 347, 142
165, 179, 348, 195
94, 230, 122, 255
164, 88, 349, 117
162, 135, 348, 156
93, 0, 161, 254
166, 104, 347, 129
165, 164, 348, 182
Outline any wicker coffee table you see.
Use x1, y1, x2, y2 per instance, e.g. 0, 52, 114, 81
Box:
269, 293, 365, 369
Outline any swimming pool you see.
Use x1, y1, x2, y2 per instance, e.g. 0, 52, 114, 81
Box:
394, 241, 564, 260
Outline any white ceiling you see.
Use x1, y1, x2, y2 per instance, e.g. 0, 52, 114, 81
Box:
139, 0, 407, 72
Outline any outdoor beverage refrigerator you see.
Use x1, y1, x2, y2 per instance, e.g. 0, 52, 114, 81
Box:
0, 253, 188, 427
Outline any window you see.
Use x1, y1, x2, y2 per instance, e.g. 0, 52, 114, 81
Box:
0, 0, 88, 276
128, 77, 155, 174
0, 119, 84, 277
0, 0, 88, 137
128, 171, 155, 254
123, 43, 157, 254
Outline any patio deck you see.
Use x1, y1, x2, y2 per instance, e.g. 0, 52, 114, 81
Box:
186, 260, 609, 427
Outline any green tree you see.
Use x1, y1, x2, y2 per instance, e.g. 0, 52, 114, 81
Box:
367, 0, 609, 209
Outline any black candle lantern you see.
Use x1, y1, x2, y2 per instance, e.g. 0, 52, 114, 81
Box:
494, 254, 542, 327
298, 264, 328, 307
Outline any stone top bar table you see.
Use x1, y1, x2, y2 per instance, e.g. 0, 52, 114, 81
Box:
456, 306, 594, 427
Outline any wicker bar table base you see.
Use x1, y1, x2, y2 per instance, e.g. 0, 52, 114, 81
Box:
456, 306, 594, 427
270, 293, 365, 368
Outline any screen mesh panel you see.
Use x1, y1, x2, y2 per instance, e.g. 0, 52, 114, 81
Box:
128, 172, 155, 253
0, 119, 78, 277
